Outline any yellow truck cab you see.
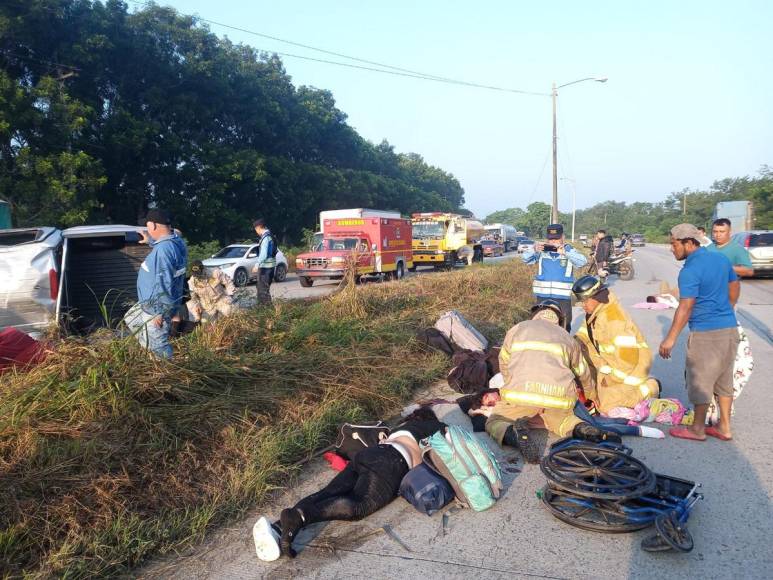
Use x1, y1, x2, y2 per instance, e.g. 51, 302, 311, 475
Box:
411, 212, 485, 268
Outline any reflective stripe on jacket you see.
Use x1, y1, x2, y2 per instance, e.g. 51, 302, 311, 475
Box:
498, 319, 591, 410
575, 291, 652, 390
522, 244, 587, 299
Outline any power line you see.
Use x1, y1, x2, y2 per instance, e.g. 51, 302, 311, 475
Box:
0, 50, 81, 72
125, 0, 548, 97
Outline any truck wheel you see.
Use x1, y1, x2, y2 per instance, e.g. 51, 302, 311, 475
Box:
233, 268, 249, 287
299, 276, 314, 287
274, 263, 287, 282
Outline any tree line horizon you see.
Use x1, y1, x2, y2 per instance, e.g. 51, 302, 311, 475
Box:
2, 2, 769, 245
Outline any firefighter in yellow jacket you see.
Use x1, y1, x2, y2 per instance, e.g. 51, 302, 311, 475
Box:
572, 275, 660, 413
485, 300, 621, 462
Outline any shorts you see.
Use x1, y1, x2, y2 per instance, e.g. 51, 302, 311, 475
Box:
686, 327, 740, 405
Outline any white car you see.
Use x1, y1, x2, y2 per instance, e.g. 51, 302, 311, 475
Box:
202, 244, 288, 287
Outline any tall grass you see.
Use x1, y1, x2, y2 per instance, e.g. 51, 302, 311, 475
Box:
0, 260, 535, 578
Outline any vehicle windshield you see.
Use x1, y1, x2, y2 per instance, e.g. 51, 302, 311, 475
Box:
412, 221, 446, 239
749, 233, 773, 247
323, 237, 365, 251
213, 246, 248, 259
481, 240, 496, 246
521, 239, 534, 244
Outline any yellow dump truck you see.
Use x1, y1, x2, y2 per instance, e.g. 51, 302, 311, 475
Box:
411, 212, 485, 268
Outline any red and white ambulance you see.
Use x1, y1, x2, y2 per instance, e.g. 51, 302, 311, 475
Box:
295, 209, 413, 287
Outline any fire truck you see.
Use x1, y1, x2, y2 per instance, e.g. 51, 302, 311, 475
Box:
411, 212, 485, 268
295, 210, 413, 287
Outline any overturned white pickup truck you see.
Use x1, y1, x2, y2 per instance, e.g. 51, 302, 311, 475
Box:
0, 225, 150, 335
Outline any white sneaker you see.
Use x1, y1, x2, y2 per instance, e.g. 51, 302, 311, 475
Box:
253, 516, 281, 562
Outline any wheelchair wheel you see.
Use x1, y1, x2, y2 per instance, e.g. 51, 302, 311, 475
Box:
540, 486, 652, 533
541, 444, 656, 500
654, 511, 694, 552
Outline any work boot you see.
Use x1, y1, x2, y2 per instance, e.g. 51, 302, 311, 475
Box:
502, 420, 548, 464
572, 422, 622, 445
279, 508, 303, 558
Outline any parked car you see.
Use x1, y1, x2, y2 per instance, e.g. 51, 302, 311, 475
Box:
631, 233, 646, 247
579, 234, 589, 247
0, 225, 151, 335
732, 230, 773, 277
516, 237, 535, 254
480, 239, 504, 257
202, 244, 288, 286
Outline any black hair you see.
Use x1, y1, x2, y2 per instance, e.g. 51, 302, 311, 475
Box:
457, 389, 500, 414
677, 238, 700, 247
253, 218, 266, 228
402, 405, 438, 423
712, 218, 732, 228
597, 229, 606, 235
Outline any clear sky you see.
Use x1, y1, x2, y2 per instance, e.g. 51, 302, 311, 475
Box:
136, 0, 772, 218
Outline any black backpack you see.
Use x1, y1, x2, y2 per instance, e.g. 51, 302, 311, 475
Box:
334, 422, 390, 460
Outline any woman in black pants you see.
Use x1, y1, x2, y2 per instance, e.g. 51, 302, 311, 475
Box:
254, 407, 445, 560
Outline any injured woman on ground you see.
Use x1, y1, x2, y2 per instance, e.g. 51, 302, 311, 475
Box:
253, 406, 445, 562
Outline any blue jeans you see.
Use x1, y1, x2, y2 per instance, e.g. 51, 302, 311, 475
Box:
573, 401, 640, 437
123, 303, 173, 359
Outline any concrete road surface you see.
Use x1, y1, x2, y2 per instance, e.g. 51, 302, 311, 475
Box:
143, 245, 773, 580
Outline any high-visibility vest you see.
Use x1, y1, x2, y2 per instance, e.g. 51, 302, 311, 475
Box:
532, 250, 574, 299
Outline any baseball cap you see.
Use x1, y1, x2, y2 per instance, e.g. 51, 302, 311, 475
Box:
546, 224, 564, 240
139, 208, 172, 226
670, 223, 700, 240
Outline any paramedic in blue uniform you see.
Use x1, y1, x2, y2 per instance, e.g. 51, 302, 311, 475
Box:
522, 223, 587, 331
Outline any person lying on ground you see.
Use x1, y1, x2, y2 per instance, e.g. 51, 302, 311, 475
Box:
253, 406, 446, 561
572, 275, 661, 414
484, 300, 621, 463
187, 260, 236, 323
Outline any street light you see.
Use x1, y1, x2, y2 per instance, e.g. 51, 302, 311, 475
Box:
551, 76, 607, 223
560, 177, 577, 242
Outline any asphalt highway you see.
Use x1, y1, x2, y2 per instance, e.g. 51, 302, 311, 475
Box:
143, 245, 773, 580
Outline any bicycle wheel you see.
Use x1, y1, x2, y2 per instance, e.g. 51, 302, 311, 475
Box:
541, 444, 655, 500
654, 510, 694, 552
540, 486, 652, 533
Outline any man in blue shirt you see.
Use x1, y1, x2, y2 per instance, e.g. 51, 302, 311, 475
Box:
659, 223, 740, 442
123, 208, 188, 358
522, 223, 587, 331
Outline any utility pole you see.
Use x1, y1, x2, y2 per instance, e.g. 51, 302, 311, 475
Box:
683, 190, 687, 215
551, 82, 558, 224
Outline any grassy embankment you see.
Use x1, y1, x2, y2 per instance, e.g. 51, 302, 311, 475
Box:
0, 260, 534, 578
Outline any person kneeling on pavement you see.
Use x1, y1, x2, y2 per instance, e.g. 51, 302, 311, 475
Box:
572, 275, 661, 414
187, 260, 236, 323
252, 406, 445, 562
484, 300, 621, 463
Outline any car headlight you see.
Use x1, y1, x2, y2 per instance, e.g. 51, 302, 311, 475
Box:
295, 258, 304, 266
331, 256, 345, 264
436, 250, 445, 254
217, 262, 235, 269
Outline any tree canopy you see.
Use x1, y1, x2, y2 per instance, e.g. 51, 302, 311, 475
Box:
0, 0, 466, 243
485, 167, 773, 239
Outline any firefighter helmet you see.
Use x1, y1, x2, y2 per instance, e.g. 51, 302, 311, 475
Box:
572, 275, 606, 301
530, 299, 565, 327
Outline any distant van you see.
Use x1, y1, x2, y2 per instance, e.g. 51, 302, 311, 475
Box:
0, 225, 151, 336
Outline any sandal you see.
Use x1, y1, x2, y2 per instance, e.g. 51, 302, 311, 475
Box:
705, 426, 733, 441
668, 427, 706, 441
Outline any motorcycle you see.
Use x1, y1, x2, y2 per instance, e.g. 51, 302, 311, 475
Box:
598, 251, 635, 281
